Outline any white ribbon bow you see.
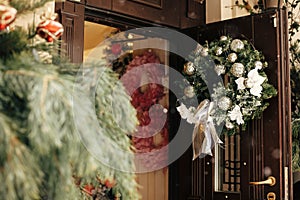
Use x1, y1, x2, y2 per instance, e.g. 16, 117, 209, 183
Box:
177, 99, 223, 160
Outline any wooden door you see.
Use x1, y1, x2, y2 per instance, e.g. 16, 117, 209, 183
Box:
169, 8, 292, 200
55, 1, 85, 63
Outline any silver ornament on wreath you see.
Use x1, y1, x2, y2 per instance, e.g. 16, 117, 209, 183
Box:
220, 36, 228, 41
195, 45, 209, 57
225, 119, 234, 129
230, 39, 244, 52
214, 64, 225, 76
215, 47, 223, 56
230, 63, 245, 77
200, 47, 209, 57
227, 53, 238, 63
184, 62, 195, 75
194, 44, 202, 56
184, 86, 195, 98
218, 96, 232, 111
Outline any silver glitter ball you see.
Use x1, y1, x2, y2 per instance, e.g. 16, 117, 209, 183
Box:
184, 62, 195, 75
214, 64, 225, 76
218, 96, 232, 111
230, 63, 245, 77
201, 47, 209, 57
215, 47, 223, 56
194, 44, 202, 56
220, 36, 228, 41
225, 119, 234, 129
184, 86, 195, 98
227, 53, 238, 63
230, 39, 244, 52
254, 61, 263, 69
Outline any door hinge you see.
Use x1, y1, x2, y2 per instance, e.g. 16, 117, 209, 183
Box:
272, 14, 277, 28
284, 167, 289, 200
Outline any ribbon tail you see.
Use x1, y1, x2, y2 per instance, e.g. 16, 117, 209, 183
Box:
201, 125, 213, 156
208, 119, 223, 145
197, 119, 223, 159
192, 123, 205, 160
190, 100, 223, 161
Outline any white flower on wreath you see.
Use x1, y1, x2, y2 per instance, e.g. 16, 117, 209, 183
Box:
235, 77, 246, 90
254, 100, 261, 106
228, 105, 244, 125
235, 67, 266, 97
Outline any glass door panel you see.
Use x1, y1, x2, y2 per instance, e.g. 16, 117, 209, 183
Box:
215, 134, 241, 193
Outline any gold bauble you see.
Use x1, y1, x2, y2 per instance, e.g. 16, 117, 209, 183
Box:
184, 62, 195, 75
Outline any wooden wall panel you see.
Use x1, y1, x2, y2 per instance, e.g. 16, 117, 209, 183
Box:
86, 0, 112, 10
112, 0, 180, 27
137, 170, 169, 200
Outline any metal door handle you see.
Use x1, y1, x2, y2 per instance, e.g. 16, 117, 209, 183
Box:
249, 176, 276, 186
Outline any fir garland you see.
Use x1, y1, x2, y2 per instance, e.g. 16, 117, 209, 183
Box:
10, 0, 51, 14
178, 36, 277, 135
0, 24, 140, 200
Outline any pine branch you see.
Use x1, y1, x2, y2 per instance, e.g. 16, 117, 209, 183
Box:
0, 43, 140, 199
0, 114, 43, 200
0, 28, 28, 61
10, 0, 52, 14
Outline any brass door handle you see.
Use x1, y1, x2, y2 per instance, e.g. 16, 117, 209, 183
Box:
249, 176, 276, 186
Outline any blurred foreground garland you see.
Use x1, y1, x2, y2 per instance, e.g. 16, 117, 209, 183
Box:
0, 6, 140, 200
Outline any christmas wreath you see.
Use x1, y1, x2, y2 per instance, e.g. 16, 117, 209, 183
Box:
177, 36, 277, 158
118, 50, 169, 170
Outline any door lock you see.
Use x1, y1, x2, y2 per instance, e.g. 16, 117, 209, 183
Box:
267, 192, 276, 200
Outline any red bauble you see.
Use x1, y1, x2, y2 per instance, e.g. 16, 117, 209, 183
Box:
36, 19, 63, 42
111, 43, 122, 55
0, 4, 17, 31
83, 184, 95, 195
104, 179, 116, 188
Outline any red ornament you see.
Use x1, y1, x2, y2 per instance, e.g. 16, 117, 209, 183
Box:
0, 4, 17, 31
36, 19, 63, 42
111, 43, 122, 55
82, 184, 95, 196
104, 179, 116, 188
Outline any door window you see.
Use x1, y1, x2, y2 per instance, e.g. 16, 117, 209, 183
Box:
215, 134, 241, 192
